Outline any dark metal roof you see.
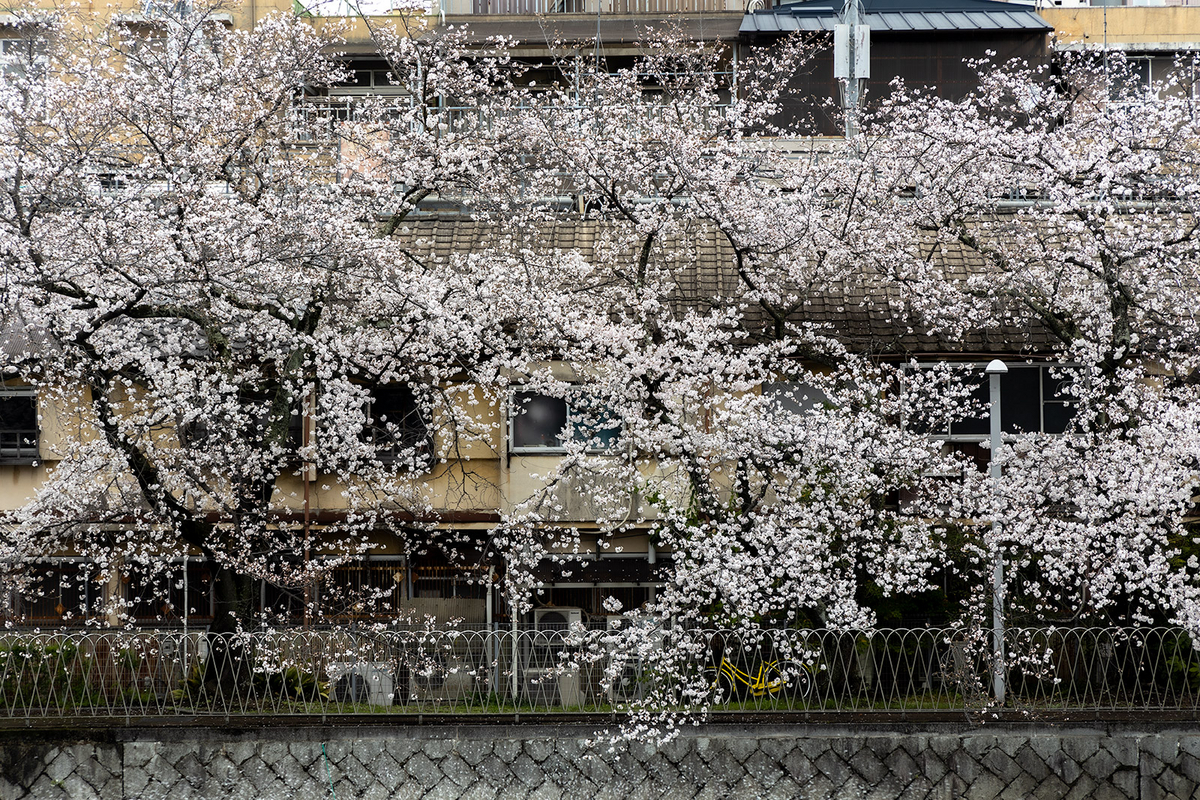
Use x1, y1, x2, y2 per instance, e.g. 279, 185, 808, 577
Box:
740, 0, 1051, 34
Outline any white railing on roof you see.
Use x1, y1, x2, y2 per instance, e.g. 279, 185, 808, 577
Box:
295, 0, 743, 16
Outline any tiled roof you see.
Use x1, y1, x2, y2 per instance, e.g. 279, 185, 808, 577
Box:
396, 216, 1053, 355
0, 306, 52, 365
0, 218, 1054, 361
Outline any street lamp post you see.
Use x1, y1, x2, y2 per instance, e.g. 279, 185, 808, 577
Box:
985, 359, 1007, 706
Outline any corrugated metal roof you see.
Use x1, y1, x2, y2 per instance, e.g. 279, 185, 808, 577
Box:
740, 0, 1051, 34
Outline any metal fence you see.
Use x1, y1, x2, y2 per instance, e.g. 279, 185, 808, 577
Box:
0, 627, 1196, 720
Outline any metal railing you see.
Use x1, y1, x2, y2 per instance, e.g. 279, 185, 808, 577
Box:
460, 0, 742, 14
298, 0, 744, 15
0, 627, 1195, 721
290, 99, 734, 140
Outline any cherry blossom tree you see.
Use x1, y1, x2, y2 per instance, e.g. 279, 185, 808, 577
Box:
0, 4, 529, 633
0, 2, 972, 674
453, 33, 973, 635
5, 0, 1200, 725
865, 52, 1200, 629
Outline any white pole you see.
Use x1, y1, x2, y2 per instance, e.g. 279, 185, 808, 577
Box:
511, 607, 519, 702
835, 0, 868, 138
986, 359, 1007, 706
182, 559, 188, 675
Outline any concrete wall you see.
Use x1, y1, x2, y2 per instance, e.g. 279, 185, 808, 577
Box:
1043, 7, 1200, 50
3, 721, 1200, 799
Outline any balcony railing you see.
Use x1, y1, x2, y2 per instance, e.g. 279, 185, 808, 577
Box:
0, 626, 1196, 721
0, 428, 37, 461
291, 98, 734, 143
298, 0, 745, 15
449, 0, 745, 13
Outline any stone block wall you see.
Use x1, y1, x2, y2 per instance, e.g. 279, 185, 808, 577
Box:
3, 721, 1200, 799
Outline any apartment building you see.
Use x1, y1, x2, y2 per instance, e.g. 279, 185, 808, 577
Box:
3, 0, 1188, 632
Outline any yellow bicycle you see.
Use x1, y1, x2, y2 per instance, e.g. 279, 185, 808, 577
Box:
704, 656, 811, 703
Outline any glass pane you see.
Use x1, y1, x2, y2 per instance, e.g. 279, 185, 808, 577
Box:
1042, 367, 1076, 402
1042, 366, 1077, 434
1043, 402, 1074, 435
512, 392, 568, 450
21, 564, 89, 621
948, 376, 989, 437
367, 384, 425, 453
0, 393, 37, 456
1001, 367, 1042, 434
0, 393, 35, 430
1111, 57, 1151, 100
572, 401, 620, 451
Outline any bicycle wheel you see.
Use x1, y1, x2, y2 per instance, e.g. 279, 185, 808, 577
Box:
704, 668, 738, 705
766, 660, 812, 702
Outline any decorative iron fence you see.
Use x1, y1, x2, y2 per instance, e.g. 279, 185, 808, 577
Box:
0, 627, 1195, 720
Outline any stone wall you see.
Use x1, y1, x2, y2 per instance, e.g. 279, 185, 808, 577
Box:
4, 721, 1200, 799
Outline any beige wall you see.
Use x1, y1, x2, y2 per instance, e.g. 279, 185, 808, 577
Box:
1043, 7, 1200, 50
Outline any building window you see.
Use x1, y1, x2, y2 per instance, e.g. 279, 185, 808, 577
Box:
1111, 57, 1152, 101
363, 384, 429, 462
127, 562, 213, 623
179, 402, 304, 454
509, 391, 620, 454
0, 35, 48, 81
329, 59, 402, 96
3, 561, 95, 624
909, 363, 1077, 440
0, 387, 37, 462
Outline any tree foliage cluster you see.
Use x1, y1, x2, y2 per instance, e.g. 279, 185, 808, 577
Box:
0, 3, 1199, 652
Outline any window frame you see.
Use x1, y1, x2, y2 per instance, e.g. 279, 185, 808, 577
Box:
903, 362, 1079, 442
508, 389, 621, 455
0, 386, 38, 464
0, 33, 48, 81
361, 383, 430, 465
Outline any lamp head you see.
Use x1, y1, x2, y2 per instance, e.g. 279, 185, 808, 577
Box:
985, 359, 1008, 375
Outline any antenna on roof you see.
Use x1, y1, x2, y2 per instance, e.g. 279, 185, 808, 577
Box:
834, 0, 870, 138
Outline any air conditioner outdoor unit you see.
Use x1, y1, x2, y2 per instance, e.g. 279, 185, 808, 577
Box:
534, 607, 583, 630
522, 666, 583, 707
327, 662, 394, 707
